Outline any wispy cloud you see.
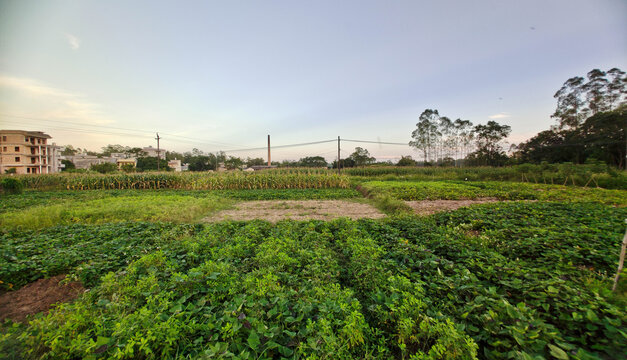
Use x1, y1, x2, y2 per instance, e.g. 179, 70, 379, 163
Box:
65, 33, 80, 50
0, 75, 112, 124
489, 112, 510, 119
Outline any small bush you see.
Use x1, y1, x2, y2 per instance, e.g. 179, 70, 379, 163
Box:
0, 178, 23, 194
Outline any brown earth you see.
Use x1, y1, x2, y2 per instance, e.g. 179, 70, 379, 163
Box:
206, 200, 386, 222
0, 274, 85, 322
405, 198, 500, 215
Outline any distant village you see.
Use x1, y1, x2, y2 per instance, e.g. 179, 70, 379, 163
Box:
0, 129, 187, 175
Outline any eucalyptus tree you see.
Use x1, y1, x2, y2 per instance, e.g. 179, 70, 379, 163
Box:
552, 76, 586, 129
584, 69, 610, 115
453, 119, 474, 166
607, 68, 627, 110
410, 109, 441, 163
438, 116, 454, 163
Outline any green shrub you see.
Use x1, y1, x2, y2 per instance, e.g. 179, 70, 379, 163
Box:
0, 178, 23, 194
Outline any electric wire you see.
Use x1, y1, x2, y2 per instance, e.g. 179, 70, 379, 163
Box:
0, 113, 245, 148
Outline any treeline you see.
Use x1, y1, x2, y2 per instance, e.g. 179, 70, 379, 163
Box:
515, 68, 626, 167
409, 67, 626, 168
409, 110, 511, 166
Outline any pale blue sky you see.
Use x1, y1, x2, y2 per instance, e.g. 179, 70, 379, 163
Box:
1, 0, 625, 161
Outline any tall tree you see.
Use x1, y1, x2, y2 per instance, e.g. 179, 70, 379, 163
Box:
552, 76, 586, 129
466, 121, 511, 166
410, 109, 441, 163
454, 119, 474, 166
438, 116, 453, 162
348, 147, 376, 166
583, 69, 609, 115
579, 105, 627, 168
607, 68, 627, 110
298, 156, 328, 167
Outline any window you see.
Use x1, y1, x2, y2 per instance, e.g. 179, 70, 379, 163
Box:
15, 157, 20, 162
37, 139, 41, 144
2, 147, 6, 151
14, 146, 19, 152
26, 168, 30, 173
2, 136, 6, 141
31, 158, 36, 164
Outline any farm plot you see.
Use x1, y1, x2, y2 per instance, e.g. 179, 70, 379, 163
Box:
0, 189, 361, 230
207, 200, 385, 222
405, 198, 500, 215
361, 180, 627, 205
1, 202, 625, 359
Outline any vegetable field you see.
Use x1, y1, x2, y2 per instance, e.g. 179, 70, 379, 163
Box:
1, 170, 626, 359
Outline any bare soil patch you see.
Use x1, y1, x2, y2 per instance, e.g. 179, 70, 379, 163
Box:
406, 198, 500, 215
0, 274, 85, 322
206, 200, 385, 222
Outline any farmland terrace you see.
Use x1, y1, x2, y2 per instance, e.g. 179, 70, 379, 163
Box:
0, 168, 625, 359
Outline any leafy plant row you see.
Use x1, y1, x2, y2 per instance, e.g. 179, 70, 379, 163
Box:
362, 180, 627, 205
345, 164, 626, 189
1, 202, 625, 359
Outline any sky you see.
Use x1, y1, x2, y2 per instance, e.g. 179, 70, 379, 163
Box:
0, 0, 626, 162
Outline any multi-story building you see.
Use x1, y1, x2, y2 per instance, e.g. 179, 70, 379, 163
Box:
0, 130, 61, 174
142, 146, 166, 158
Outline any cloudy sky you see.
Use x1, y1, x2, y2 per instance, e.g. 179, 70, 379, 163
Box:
0, 0, 625, 161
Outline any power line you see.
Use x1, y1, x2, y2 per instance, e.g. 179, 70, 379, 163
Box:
0, 113, 245, 148
224, 139, 336, 153
341, 138, 409, 146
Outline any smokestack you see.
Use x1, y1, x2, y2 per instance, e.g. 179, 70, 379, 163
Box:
267, 134, 271, 166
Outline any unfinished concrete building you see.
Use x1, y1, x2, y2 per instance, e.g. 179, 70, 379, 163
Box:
0, 130, 61, 174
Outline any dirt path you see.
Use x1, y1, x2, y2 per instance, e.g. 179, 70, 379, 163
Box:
0, 275, 85, 322
206, 200, 385, 222
405, 198, 499, 215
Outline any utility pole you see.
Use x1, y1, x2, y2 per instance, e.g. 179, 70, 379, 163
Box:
267, 135, 271, 167
155, 133, 161, 171
337, 136, 340, 175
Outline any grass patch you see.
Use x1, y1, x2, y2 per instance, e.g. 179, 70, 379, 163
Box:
0, 194, 232, 230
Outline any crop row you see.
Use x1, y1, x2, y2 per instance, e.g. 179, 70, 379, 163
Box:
12, 172, 350, 191
345, 164, 627, 189
1, 202, 625, 359
362, 180, 627, 205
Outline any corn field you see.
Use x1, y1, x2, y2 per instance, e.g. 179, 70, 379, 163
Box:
12, 172, 350, 191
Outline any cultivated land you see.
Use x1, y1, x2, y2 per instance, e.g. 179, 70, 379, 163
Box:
0, 167, 626, 359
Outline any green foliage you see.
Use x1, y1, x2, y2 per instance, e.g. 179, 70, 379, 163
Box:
0, 189, 359, 215
225, 156, 244, 170
298, 156, 328, 167
1, 202, 625, 358
397, 155, 417, 166
89, 162, 118, 174
517, 107, 627, 168
0, 194, 231, 230
136, 157, 171, 171
60, 159, 75, 170
0, 178, 23, 195
3, 168, 16, 174
349, 147, 376, 166
345, 164, 627, 190
362, 180, 627, 205
120, 163, 135, 173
